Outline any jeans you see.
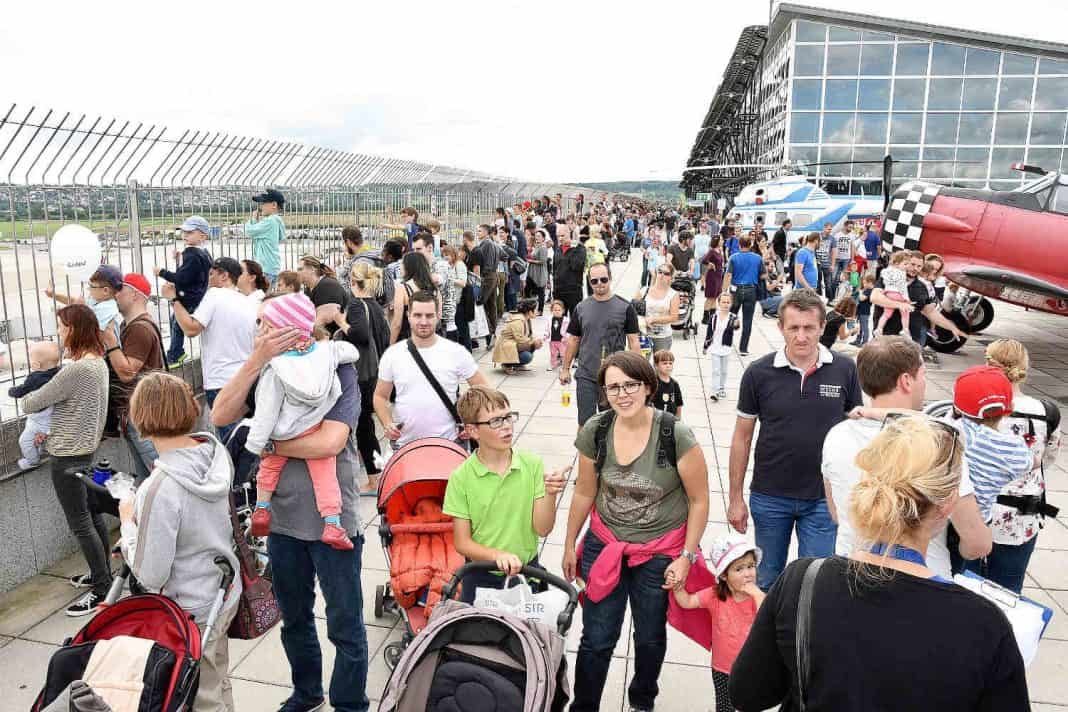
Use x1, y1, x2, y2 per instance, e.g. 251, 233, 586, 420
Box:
167, 312, 186, 363
855, 313, 870, 345
709, 352, 729, 393
204, 388, 237, 445
355, 379, 381, 476
759, 294, 783, 317
17, 410, 50, 470
268, 533, 370, 712
730, 285, 757, 352
505, 279, 519, 312
123, 419, 160, 484
749, 491, 837, 591
650, 335, 673, 356
820, 266, 837, 300
833, 260, 850, 292
51, 454, 113, 597
481, 278, 499, 344
573, 531, 670, 712
575, 376, 602, 426
453, 305, 472, 351
962, 536, 1037, 594
503, 350, 534, 368
458, 557, 547, 604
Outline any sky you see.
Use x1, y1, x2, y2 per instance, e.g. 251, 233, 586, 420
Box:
2, 0, 1067, 184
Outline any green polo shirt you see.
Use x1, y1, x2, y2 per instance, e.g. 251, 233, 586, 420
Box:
443, 448, 546, 565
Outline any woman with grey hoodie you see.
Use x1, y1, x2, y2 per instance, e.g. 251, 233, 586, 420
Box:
119, 372, 241, 712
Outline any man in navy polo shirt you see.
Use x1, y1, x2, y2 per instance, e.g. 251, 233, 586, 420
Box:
727, 288, 863, 590
720, 236, 766, 356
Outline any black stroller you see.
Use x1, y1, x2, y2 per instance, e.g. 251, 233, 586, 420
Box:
608, 233, 630, 262
670, 275, 699, 339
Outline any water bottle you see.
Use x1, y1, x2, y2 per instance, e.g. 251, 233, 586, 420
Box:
91, 459, 113, 486
561, 389, 571, 407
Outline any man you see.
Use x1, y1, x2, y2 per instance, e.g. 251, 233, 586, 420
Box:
100, 271, 164, 482
863, 219, 882, 268
728, 289, 863, 590
209, 321, 370, 712
707, 212, 721, 240
559, 262, 641, 427
474, 224, 502, 344
722, 224, 740, 259
759, 253, 785, 318
553, 228, 586, 316
497, 225, 522, 313
772, 219, 790, 263
815, 222, 837, 299
337, 225, 369, 286
668, 230, 696, 276
794, 232, 820, 291
373, 291, 488, 448
245, 188, 286, 287
168, 256, 256, 443
412, 232, 452, 319
720, 236, 767, 356
753, 216, 768, 243
821, 336, 991, 577
351, 237, 400, 312
833, 220, 854, 294
542, 210, 558, 247
870, 250, 965, 345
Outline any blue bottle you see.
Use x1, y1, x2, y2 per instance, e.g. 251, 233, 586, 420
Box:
91, 459, 113, 486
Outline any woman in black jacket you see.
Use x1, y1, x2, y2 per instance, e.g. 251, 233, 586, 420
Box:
730, 414, 1028, 711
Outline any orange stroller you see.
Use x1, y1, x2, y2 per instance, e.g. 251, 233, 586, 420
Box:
373, 438, 469, 669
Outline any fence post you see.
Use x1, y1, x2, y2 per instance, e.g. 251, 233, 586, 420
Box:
126, 178, 144, 274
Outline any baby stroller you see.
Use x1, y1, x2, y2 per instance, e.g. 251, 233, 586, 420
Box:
378, 562, 578, 712
670, 274, 699, 340
31, 559, 234, 712
375, 438, 469, 670
608, 233, 630, 262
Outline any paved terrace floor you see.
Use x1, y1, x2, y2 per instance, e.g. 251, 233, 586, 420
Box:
1, 250, 1067, 710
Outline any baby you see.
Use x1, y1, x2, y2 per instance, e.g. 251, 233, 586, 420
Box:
9, 341, 61, 470
246, 292, 359, 550
873, 250, 911, 337
46, 264, 123, 341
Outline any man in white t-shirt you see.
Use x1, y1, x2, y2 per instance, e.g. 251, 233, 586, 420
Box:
821, 336, 991, 578
168, 256, 257, 442
374, 290, 489, 448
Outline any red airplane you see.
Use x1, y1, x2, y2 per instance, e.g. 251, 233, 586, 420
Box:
879, 158, 1068, 353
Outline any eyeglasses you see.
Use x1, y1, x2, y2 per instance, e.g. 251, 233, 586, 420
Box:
468, 411, 519, 429
658, 269, 673, 276
881, 412, 959, 472
603, 380, 643, 398
589, 276, 610, 285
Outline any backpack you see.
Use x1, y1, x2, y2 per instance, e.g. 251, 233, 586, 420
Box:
593, 410, 678, 474
508, 251, 528, 276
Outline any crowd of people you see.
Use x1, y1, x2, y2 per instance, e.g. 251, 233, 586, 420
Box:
10, 189, 1060, 712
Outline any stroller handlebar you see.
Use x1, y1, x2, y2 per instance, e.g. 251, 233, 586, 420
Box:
441, 561, 579, 636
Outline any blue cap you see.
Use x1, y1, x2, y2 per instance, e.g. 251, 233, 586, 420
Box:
180, 215, 210, 235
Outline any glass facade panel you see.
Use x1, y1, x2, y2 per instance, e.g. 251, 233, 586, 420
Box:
921, 147, 954, 178
822, 113, 856, 143
856, 113, 889, 143
955, 147, 990, 178
859, 79, 890, 110
788, 145, 819, 166
825, 79, 858, 109
792, 79, 823, 109
892, 78, 926, 110
962, 78, 996, 110
829, 26, 861, 42
796, 20, 827, 42
1027, 147, 1062, 172
991, 147, 1025, 177
890, 113, 923, 143
1039, 57, 1068, 74
931, 43, 966, 74
926, 114, 959, 143
860, 44, 893, 75
895, 44, 930, 75
819, 146, 852, 176
826, 45, 860, 75
862, 30, 893, 42
1003, 53, 1037, 75
1030, 112, 1068, 144
890, 146, 921, 177
928, 78, 963, 110
794, 44, 825, 76
853, 146, 885, 177
790, 113, 821, 143
998, 77, 1035, 111
995, 113, 1029, 144
957, 113, 993, 144
965, 48, 1001, 75
1035, 77, 1068, 110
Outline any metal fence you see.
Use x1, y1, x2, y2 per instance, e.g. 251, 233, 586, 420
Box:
0, 103, 596, 430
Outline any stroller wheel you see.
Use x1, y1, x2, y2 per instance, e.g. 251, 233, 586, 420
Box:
374, 584, 386, 619
384, 641, 405, 671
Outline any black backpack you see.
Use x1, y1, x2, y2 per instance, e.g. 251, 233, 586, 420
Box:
593, 410, 678, 474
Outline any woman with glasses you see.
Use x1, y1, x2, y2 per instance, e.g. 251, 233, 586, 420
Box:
562, 351, 709, 712
731, 414, 1029, 711
635, 265, 680, 355
492, 299, 543, 375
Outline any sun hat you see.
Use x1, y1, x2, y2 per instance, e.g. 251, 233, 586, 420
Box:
707, 533, 762, 578
261, 292, 316, 337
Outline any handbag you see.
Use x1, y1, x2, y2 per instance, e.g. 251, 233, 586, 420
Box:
631, 285, 650, 317
227, 498, 281, 639
795, 558, 825, 712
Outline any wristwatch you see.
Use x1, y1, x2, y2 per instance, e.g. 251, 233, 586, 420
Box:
262, 440, 276, 455
680, 549, 698, 565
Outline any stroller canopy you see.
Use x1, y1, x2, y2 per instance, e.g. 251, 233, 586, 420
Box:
378, 438, 469, 524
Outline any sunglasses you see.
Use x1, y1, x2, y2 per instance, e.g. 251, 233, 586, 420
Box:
589, 276, 610, 285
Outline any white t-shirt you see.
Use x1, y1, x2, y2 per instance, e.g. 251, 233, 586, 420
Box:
821, 417, 975, 579
192, 287, 257, 389
246, 289, 265, 307
377, 337, 478, 447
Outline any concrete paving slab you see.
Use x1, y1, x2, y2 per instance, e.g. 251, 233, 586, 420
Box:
0, 573, 79, 637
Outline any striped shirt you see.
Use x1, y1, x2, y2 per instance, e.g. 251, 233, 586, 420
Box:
959, 418, 1033, 521
21, 357, 109, 457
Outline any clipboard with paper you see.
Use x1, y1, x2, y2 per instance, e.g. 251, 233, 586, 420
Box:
953, 569, 1053, 667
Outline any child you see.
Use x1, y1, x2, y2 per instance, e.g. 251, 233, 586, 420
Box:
674, 534, 765, 712
652, 350, 684, 418
9, 341, 61, 470
842, 259, 861, 300
155, 215, 213, 367
703, 292, 738, 401
851, 273, 875, 347
821, 296, 859, 349
873, 250, 911, 337
46, 265, 123, 341
443, 386, 567, 603
247, 292, 360, 551
545, 299, 569, 372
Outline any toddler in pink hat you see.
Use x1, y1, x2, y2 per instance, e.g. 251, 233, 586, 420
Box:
247, 292, 360, 550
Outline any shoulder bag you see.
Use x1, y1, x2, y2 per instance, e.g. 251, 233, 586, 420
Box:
405, 339, 470, 450
227, 497, 281, 639
796, 558, 825, 712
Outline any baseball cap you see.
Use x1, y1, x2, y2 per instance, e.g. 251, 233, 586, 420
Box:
211, 257, 242, 284
252, 188, 285, 207
954, 365, 1014, 419
91, 264, 123, 291
707, 533, 762, 578
122, 273, 152, 298
180, 215, 211, 234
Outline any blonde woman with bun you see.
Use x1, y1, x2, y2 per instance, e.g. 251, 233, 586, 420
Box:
731, 415, 1029, 711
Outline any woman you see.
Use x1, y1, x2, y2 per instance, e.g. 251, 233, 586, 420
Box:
442, 244, 472, 350
238, 259, 269, 306
701, 235, 725, 322
562, 351, 709, 712
636, 264, 680, 354
326, 261, 391, 495
22, 305, 110, 617
298, 255, 348, 335
731, 415, 1029, 711
120, 372, 241, 711
492, 299, 542, 375
390, 252, 440, 344
525, 228, 550, 314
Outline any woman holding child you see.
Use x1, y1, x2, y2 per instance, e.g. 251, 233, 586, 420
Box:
562, 350, 709, 712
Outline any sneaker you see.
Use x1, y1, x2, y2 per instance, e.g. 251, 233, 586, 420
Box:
167, 353, 187, 370
66, 591, 105, 617
739, 350, 749, 357
717, 389, 728, 400
278, 698, 326, 712
69, 573, 93, 589
708, 393, 719, 402
627, 707, 654, 712
321, 523, 354, 551
250, 507, 272, 538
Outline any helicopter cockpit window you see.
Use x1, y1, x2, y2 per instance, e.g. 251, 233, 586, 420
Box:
774, 211, 788, 226
1052, 185, 1068, 215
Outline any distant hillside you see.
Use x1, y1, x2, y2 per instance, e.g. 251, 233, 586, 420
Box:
578, 181, 682, 201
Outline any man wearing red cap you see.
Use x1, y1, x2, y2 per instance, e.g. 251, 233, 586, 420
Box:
953, 365, 1040, 593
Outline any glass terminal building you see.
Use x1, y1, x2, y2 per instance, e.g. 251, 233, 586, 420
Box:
682, 3, 1068, 199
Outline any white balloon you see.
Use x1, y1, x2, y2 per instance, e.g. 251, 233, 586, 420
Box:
50, 224, 102, 283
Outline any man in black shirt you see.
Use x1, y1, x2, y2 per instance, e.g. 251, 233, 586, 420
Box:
668, 230, 696, 274
553, 230, 586, 316
772, 219, 790, 262
870, 250, 964, 344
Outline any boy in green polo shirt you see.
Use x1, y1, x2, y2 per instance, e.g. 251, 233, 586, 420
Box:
444, 385, 567, 603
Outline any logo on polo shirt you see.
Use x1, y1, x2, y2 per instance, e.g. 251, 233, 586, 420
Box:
819, 384, 842, 399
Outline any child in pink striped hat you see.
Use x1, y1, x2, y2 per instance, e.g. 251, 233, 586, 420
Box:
246, 292, 360, 550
